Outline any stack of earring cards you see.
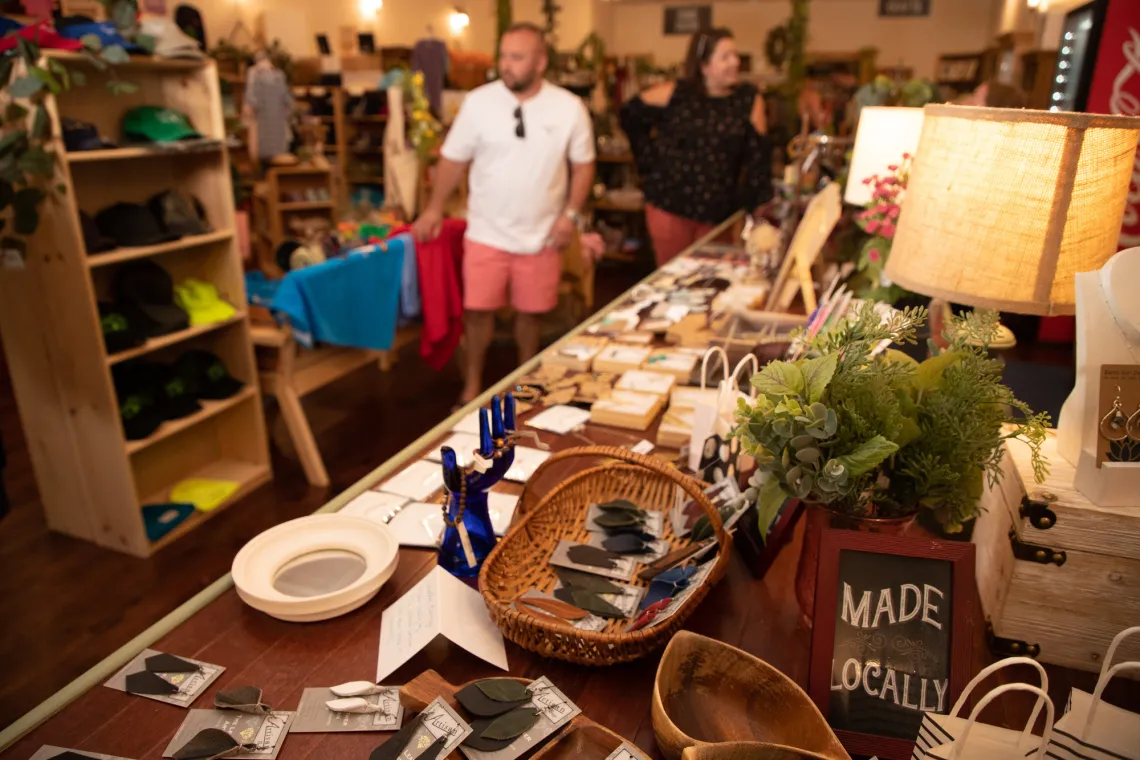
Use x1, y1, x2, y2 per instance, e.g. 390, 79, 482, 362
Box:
589, 390, 664, 431
542, 336, 608, 372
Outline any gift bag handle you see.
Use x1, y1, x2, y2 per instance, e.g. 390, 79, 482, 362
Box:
949, 656, 1049, 746
1082, 660, 1140, 740
949, 684, 1055, 760
730, 354, 759, 401
700, 347, 729, 391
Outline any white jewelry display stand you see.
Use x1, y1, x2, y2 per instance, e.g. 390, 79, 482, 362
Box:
1056, 247, 1140, 506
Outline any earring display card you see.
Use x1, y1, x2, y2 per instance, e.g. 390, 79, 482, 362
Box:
340, 491, 410, 524
1097, 365, 1140, 467
548, 539, 636, 582
162, 710, 293, 759
503, 447, 552, 483
552, 577, 645, 617
585, 532, 670, 564
410, 698, 473, 756
104, 649, 224, 707
379, 460, 445, 502
458, 677, 581, 760
30, 749, 136, 760
426, 433, 483, 468
585, 504, 664, 538
292, 687, 403, 733
604, 742, 653, 760
614, 369, 677, 397
514, 589, 607, 632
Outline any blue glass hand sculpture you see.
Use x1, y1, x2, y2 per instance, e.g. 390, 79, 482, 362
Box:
438, 393, 517, 579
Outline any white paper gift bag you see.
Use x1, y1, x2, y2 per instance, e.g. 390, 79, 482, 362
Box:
1047, 626, 1140, 760
696, 355, 758, 483
913, 656, 1049, 759
923, 684, 1055, 760
688, 347, 729, 472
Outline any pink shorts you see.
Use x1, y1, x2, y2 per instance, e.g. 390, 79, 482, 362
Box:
463, 239, 561, 314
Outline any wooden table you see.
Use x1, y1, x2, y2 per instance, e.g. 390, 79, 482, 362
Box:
1, 219, 1132, 759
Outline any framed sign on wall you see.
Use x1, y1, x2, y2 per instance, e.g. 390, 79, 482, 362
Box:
879, 0, 931, 17
664, 5, 712, 36
807, 530, 976, 759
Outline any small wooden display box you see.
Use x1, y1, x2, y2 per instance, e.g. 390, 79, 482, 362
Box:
973, 432, 1140, 672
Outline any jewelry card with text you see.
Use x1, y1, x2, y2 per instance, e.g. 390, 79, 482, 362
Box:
1097, 365, 1140, 466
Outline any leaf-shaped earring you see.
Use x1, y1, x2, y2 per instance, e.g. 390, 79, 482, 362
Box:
173, 728, 258, 760
1101, 387, 1130, 441
1127, 404, 1140, 441
214, 685, 271, 714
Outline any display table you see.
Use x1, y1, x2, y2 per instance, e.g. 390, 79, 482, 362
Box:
0, 218, 1132, 759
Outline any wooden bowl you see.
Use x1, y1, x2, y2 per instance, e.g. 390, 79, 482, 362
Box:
651, 632, 849, 760
682, 742, 840, 760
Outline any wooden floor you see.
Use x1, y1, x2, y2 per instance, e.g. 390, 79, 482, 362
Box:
0, 264, 649, 731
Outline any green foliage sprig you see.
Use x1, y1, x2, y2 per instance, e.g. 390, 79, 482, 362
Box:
734, 303, 1049, 533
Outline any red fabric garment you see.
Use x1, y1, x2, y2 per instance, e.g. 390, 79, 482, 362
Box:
0, 22, 84, 52
392, 219, 466, 370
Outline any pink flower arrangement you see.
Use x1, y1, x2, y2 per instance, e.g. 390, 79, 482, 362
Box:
852, 157, 911, 285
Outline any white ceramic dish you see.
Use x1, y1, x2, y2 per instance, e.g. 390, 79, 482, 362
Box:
232, 514, 399, 622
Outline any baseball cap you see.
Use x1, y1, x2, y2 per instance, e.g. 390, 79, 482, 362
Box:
174, 350, 244, 400
174, 279, 236, 326
63, 118, 118, 152
113, 260, 190, 337
81, 211, 115, 254
140, 17, 206, 59
148, 189, 210, 238
99, 301, 146, 355
122, 106, 202, 144
141, 502, 196, 542
96, 202, 179, 247
115, 361, 202, 420
112, 364, 165, 441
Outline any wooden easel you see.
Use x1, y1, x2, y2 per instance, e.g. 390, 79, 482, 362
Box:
765, 181, 842, 314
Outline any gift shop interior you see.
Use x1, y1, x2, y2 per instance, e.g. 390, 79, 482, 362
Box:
2, 0, 1140, 758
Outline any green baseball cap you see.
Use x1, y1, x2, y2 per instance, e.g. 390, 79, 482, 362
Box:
122, 105, 201, 143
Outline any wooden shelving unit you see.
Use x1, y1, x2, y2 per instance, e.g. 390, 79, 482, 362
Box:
250, 164, 337, 275
0, 52, 271, 557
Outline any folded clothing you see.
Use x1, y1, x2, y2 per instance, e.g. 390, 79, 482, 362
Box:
174, 279, 236, 326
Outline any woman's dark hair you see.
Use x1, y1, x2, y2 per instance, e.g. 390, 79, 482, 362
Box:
683, 27, 734, 94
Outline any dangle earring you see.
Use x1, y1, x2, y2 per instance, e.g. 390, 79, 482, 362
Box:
1127, 403, 1140, 441
1100, 386, 1130, 441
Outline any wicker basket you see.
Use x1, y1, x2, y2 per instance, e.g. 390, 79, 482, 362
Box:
479, 446, 731, 665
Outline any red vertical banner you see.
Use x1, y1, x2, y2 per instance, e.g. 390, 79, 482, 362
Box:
1085, 0, 1140, 249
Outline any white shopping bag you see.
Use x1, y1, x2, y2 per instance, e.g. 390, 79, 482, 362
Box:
924, 684, 1055, 760
914, 657, 1049, 759
1047, 626, 1140, 759
696, 354, 758, 484
688, 347, 729, 472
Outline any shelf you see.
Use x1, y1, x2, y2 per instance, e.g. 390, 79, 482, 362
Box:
87, 231, 235, 268
126, 386, 256, 455
280, 201, 335, 210
107, 314, 245, 366
146, 459, 272, 551
66, 143, 224, 163
45, 50, 209, 70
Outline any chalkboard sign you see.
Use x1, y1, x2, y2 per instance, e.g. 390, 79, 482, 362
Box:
879, 0, 931, 16
664, 5, 712, 36
808, 530, 976, 760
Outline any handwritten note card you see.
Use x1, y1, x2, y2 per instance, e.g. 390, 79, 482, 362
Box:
376, 566, 508, 682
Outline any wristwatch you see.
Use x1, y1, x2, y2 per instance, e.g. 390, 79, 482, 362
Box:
564, 209, 583, 227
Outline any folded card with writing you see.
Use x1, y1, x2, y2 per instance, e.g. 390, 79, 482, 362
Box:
615, 370, 676, 397
458, 677, 581, 760
30, 749, 135, 760
379, 460, 444, 502
292, 687, 403, 733
340, 491, 409, 524
503, 447, 551, 483
163, 710, 293, 759
604, 742, 652, 760
548, 539, 636, 582
105, 648, 224, 708
376, 566, 508, 682
525, 405, 591, 434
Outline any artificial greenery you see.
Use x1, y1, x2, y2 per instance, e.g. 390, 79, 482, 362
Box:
854, 74, 938, 115
1, 8, 146, 256
734, 303, 1049, 533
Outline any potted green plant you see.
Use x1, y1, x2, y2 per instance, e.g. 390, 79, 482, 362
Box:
733, 303, 1049, 621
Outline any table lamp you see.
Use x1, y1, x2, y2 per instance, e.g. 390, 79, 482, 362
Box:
886, 104, 1140, 506
843, 106, 925, 206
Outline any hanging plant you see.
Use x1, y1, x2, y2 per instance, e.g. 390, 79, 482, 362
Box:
1, 7, 148, 259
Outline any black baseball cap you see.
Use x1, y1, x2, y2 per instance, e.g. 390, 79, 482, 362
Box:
62, 117, 117, 152
115, 361, 201, 421
148, 189, 210, 238
112, 364, 165, 441
99, 301, 146, 355
82, 211, 114, 254
112, 260, 190, 337
174, 350, 243, 400
95, 202, 180, 248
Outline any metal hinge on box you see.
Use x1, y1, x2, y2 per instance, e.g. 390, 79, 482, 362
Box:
1009, 529, 1067, 565
987, 623, 1041, 659
1019, 491, 1058, 530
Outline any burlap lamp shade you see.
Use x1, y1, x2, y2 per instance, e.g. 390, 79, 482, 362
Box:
844, 106, 925, 206
885, 105, 1140, 316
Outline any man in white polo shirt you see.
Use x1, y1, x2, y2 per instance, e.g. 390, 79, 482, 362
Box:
413, 22, 596, 404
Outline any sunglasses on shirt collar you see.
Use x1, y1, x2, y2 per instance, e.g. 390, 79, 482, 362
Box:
513, 106, 525, 139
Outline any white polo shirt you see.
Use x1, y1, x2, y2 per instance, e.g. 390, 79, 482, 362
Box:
441, 80, 595, 254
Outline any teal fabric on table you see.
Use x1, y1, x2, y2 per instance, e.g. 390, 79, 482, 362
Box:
271, 245, 405, 350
